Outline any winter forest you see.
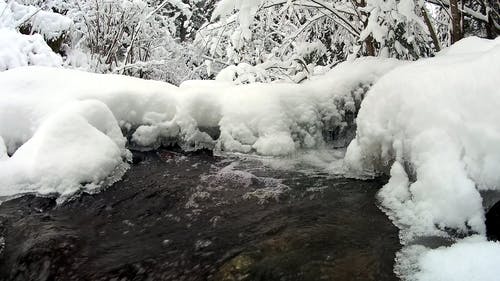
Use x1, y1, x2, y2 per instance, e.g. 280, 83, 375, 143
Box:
0, 0, 499, 280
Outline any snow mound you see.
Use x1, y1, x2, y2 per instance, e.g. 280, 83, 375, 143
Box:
437, 36, 500, 56
416, 236, 500, 281
0, 28, 62, 70
0, 100, 130, 197
396, 236, 500, 281
346, 37, 500, 240
0, 58, 400, 197
181, 58, 402, 155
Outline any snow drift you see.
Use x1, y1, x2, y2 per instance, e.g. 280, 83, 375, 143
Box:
0, 58, 401, 197
0, 100, 129, 196
396, 235, 500, 281
346, 36, 500, 245
343, 36, 500, 281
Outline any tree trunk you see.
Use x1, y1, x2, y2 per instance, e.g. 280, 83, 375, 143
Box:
449, 0, 463, 43
365, 35, 376, 56
178, 14, 188, 42
421, 6, 441, 52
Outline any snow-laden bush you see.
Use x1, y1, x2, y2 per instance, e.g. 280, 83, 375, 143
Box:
196, 0, 437, 83
0, 28, 62, 70
0, 0, 69, 70
62, 0, 205, 84
1, 0, 209, 83
0, 0, 72, 41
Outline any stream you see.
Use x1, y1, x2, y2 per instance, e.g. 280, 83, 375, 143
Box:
0, 149, 400, 281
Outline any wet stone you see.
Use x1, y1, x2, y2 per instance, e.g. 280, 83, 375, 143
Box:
486, 200, 500, 241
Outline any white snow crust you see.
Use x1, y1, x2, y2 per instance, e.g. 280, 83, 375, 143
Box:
416, 236, 500, 281
0, 58, 400, 197
396, 235, 500, 281
1, 31, 500, 281
346, 36, 500, 240
345, 36, 500, 281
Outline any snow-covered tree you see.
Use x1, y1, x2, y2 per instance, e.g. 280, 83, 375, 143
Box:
3, 0, 210, 84
195, 0, 439, 83
64, 0, 207, 84
195, 0, 498, 83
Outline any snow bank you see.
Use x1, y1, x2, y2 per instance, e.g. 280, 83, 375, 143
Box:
181, 58, 402, 155
346, 37, 500, 239
0, 101, 129, 196
344, 37, 500, 281
396, 236, 500, 281
0, 68, 178, 197
417, 237, 500, 281
0, 28, 62, 70
0, 58, 400, 197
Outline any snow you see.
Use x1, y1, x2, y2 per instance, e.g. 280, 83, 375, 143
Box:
0, 57, 400, 197
0, 28, 62, 70
346, 37, 500, 241
0, 137, 7, 160
0, 0, 498, 280
180, 58, 401, 155
0, 0, 69, 71
1, 24, 499, 280
0, 68, 177, 197
344, 36, 500, 281
416, 236, 500, 281
396, 236, 500, 281
211, 0, 264, 40
0, 100, 129, 197
0, 0, 72, 40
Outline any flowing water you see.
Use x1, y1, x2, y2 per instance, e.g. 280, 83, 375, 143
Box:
0, 149, 400, 281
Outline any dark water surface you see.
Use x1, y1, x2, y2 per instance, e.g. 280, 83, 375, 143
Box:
0, 149, 400, 281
